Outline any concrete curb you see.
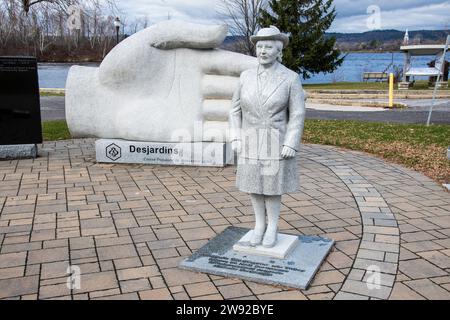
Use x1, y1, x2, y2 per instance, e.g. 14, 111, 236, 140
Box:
308, 99, 407, 109
306, 89, 450, 99
40, 88, 65, 94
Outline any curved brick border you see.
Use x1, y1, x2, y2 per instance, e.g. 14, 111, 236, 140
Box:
305, 145, 400, 299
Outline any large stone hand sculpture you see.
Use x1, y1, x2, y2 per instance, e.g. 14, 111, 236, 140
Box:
66, 21, 257, 142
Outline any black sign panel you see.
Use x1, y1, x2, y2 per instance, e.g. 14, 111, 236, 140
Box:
0, 56, 42, 145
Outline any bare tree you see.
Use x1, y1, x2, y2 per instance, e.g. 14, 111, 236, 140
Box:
0, 0, 121, 60
217, 0, 267, 55
128, 16, 151, 35
21, 0, 49, 14
20, 0, 77, 15
20, 0, 118, 14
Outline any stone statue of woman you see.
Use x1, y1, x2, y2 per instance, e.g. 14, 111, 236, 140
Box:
229, 26, 306, 248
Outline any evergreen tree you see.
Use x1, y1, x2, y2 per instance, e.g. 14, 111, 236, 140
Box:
259, 0, 344, 79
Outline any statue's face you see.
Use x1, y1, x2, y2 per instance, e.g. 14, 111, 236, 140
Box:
256, 40, 280, 66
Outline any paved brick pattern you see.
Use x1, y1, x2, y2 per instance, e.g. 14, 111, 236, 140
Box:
0, 139, 449, 300
305, 144, 450, 299
304, 147, 399, 299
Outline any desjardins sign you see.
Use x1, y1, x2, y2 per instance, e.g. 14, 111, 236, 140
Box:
129, 145, 180, 155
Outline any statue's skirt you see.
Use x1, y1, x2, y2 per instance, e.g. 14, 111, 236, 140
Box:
235, 157, 298, 196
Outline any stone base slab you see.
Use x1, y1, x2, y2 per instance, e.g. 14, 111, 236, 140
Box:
180, 226, 335, 290
96, 139, 232, 167
233, 231, 299, 259
398, 82, 414, 90
0, 144, 37, 160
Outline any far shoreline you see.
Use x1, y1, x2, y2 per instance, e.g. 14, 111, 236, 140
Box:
35, 50, 408, 64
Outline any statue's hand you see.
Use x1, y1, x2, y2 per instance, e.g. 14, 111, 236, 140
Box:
66, 21, 257, 143
281, 146, 296, 159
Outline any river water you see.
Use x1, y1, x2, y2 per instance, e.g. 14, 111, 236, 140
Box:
38, 52, 449, 88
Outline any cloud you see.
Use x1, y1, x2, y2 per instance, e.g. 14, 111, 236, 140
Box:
332, 0, 448, 19
116, 0, 450, 33
330, 1, 450, 32
118, 0, 221, 25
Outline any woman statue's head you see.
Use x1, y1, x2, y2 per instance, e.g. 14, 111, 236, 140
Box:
255, 40, 284, 65
251, 26, 289, 65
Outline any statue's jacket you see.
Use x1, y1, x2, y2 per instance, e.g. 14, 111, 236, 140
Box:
229, 63, 306, 195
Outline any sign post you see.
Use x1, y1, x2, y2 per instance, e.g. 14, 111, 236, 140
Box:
389, 73, 394, 108
427, 35, 450, 126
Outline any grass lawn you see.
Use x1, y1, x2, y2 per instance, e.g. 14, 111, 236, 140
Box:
42, 119, 450, 184
42, 120, 71, 141
40, 92, 65, 97
303, 80, 450, 91
303, 120, 450, 184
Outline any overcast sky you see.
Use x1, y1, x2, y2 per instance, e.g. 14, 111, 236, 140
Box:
116, 0, 450, 33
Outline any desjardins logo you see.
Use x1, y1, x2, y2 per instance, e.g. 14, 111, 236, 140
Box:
106, 143, 122, 161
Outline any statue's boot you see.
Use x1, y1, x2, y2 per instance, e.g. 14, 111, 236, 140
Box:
250, 232, 264, 247
250, 194, 266, 246
263, 195, 281, 248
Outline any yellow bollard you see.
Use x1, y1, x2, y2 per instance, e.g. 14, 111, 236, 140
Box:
389, 73, 394, 108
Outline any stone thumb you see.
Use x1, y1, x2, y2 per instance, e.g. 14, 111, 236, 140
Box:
149, 21, 228, 50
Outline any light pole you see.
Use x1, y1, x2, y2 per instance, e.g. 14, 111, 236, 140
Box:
114, 17, 121, 45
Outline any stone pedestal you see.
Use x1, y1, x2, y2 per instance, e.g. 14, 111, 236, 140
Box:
398, 81, 413, 90
233, 231, 299, 259
96, 139, 232, 167
180, 226, 334, 290
0, 144, 37, 160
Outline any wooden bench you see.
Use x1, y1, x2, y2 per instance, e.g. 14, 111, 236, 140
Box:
363, 72, 389, 82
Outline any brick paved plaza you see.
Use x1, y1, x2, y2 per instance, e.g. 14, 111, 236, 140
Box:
0, 139, 450, 300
